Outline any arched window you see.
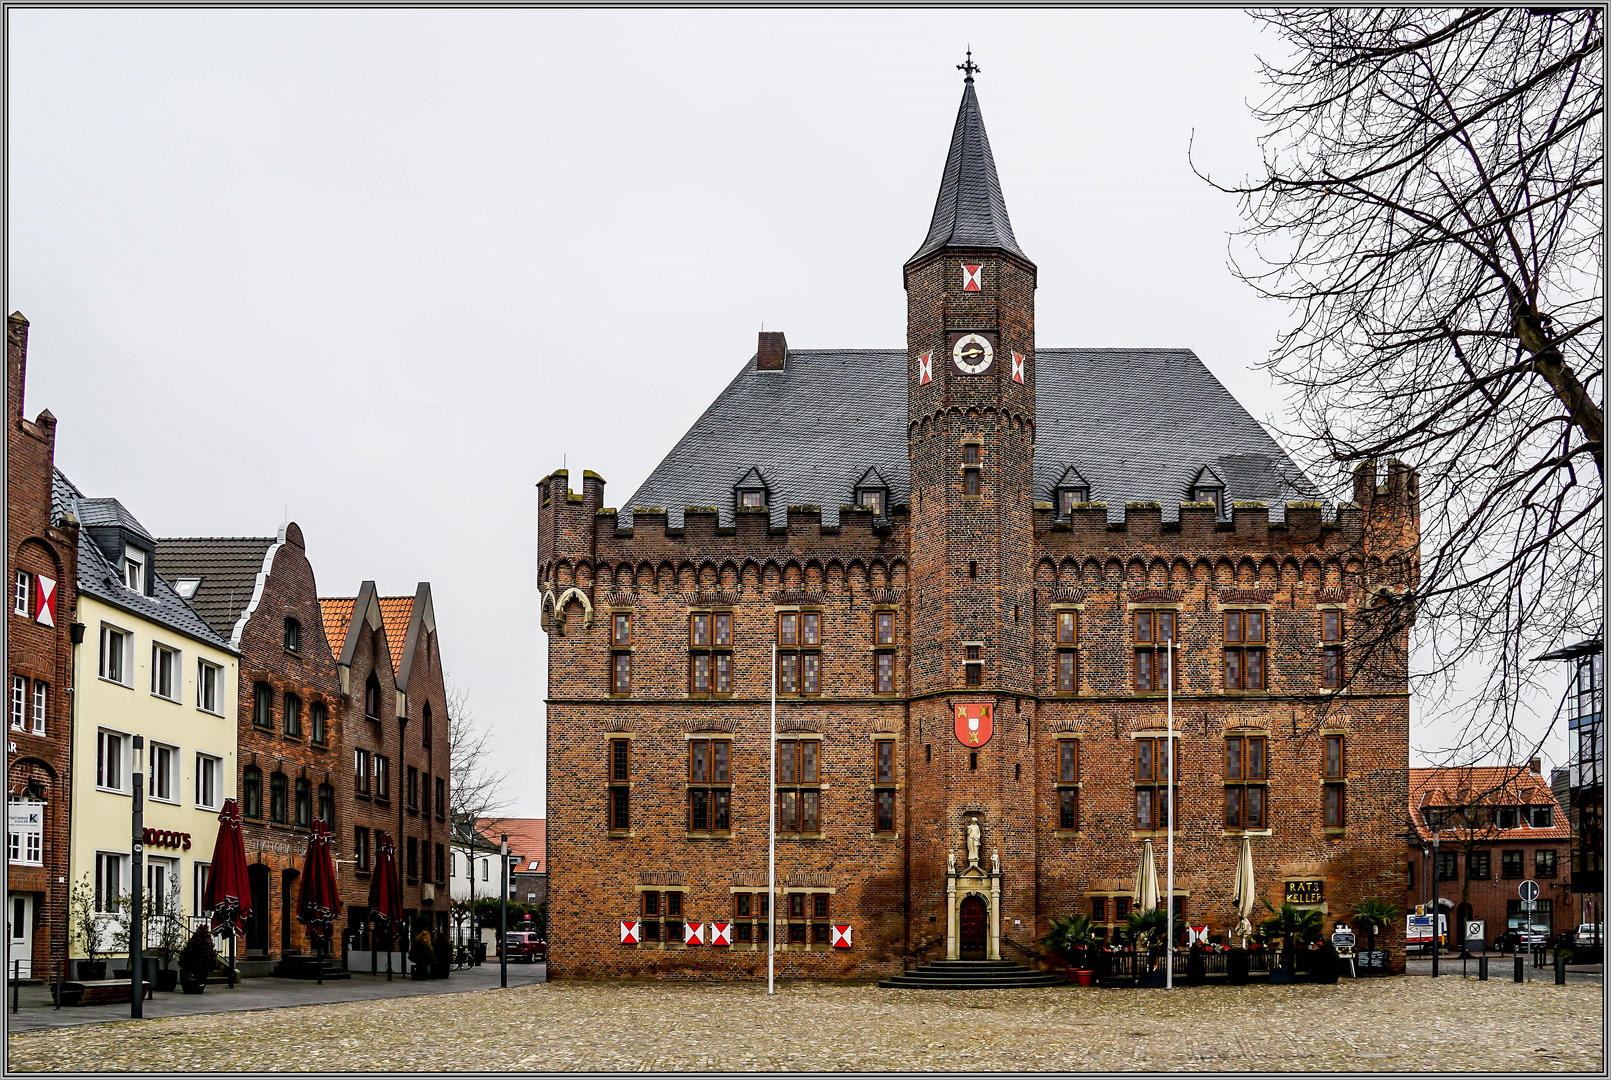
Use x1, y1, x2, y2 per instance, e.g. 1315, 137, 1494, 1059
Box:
284, 617, 302, 653
317, 784, 335, 828
242, 767, 262, 818
422, 702, 432, 747
365, 673, 381, 722
310, 700, 327, 745
270, 772, 287, 824
283, 693, 302, 738
294, 777, 311, 828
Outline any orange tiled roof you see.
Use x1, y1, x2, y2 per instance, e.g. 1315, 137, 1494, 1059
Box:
377, 596, 415, 674
319, 597, 356, 659
478, 817, 546, 874
1408, 765, 1572, 843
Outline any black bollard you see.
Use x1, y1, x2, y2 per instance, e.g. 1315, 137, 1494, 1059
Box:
1478, 954, 1488, 980
1513, 954, 1524, 983
1554, 950, 1566, 985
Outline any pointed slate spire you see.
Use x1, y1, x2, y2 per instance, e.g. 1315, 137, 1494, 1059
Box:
907, 74, 1031, 269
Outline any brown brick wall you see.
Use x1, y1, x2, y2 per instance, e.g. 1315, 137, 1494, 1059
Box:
6, 311, 80, 982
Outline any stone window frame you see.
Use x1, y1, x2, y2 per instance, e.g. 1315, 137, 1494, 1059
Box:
630, 884, 690, 949
1223, 730, 1271, 835
687, 609, 734, 698
1130, 608, 1177, 692
872, 608, 898, 695
607, 734, 633, 836
960, 437, 983, 502
1130, 732, 1182, 838
1052, 604, 1081, 694
775, 608, 822, 696
1221, 608, 1270, 692
1086, 891, 1134, 943
1322, 732, 1346, 831
1320, 605, 1346, 689
609, 610, 632, 697
963, 640, 984, 687
873, 736, 898, 835
1054, 734, 1083, 836
775, 735, 823, 838
686, 735, 732, 836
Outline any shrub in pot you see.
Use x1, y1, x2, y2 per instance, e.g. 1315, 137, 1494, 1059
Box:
409, 932, 434, 980
1040, 914, 1099, 977
433, 931, 453, 978
67, 875, 108, 981
178, 928, 216, 994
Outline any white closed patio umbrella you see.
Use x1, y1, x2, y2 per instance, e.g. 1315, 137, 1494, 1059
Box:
1132, 838, 1161, 913
1231, 835, 1257, 947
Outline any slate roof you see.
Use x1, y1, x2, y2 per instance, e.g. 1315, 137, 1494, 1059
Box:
621, 348, 1316, 528
152, 537, 275, 640
54, 469, 236, 652
1410, 766, 1572, 843
908, 80, 1029, 268
74, 497, 154, 541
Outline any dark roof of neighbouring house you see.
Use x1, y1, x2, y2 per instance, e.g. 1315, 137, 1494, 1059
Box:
620, 348, 1318, 528
54, 469, 235, 652
152, 537, 275, 640
908, 80, 1029, 268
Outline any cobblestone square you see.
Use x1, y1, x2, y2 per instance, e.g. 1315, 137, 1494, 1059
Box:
7, 976, 1603, 1072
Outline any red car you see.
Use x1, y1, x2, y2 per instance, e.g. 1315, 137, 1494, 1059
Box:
498, 931, 547, 962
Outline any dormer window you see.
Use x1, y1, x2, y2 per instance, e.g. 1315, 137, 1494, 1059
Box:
1057, 486, 1088, 519
173, 577, 201, 600
122, 548, 146, 593
857, 488, 887, 518
1194, 486, 1224, 517
738, 489, 766, 508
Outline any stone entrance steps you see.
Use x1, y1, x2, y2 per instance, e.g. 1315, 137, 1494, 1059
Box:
271, 954, 350, 981
880, 958, 1065, 989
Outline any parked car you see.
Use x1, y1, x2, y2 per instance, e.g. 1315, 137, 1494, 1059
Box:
1491, 928, 1549, 952
1573, 923, 1604, 947
497, 931, 547, 962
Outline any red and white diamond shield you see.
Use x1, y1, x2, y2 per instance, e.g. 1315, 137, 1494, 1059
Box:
684, 921, 703, 945
710, 921, 732, 946
620, 920, 639, 944
35, 575, 55, 627
917, 352, 933, 385
831, 924, 852, 948
954, 703, 993, 747
962, 264, 983, 291
1010, 352, 1025, 384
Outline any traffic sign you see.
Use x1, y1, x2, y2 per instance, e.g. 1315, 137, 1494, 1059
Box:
1519, 879, 1540, 902
1466, 919, 1486, 947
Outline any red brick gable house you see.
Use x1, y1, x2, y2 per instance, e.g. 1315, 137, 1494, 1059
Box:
6, 312, 79, 982
478, 817, 547, 906
539, 76, 1417, 980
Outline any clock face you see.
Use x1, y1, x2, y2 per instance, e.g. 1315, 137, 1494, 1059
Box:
951, 333, 995, 375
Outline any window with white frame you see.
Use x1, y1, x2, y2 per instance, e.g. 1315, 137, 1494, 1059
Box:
195, 753, 221, 810
122, 548, 145, 592
30, 680, 45, 735
9, 676, 24, 732
149, 743, 178, 802
197, 659, 222, 715
146, 857, 177, 912
97, 729, 129, 792
193, 862, 211, 915
7, 798, 42, 866
99, 624, 130, 685
151, 643, 181, 702
13, 571, 29, 616
95, 851, 127, 912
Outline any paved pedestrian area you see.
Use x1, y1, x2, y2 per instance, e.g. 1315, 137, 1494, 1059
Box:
4, 961, 545, 1034
6, 974, 1603, 1072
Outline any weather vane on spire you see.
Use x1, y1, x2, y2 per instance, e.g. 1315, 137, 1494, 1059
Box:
958, 47, 980, 83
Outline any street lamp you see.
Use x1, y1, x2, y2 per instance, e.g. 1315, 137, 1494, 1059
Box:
1430, 824, 1441, 978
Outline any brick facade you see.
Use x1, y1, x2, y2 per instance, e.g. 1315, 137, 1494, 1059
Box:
5, 311, 79, 982
539, 86, 1417, 981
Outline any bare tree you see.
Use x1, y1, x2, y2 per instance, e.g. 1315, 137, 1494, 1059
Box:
446, 680, 511, 949
1199, 8, 1603, 764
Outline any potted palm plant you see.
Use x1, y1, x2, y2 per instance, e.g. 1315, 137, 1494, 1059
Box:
1259, 903, 1322, 983
1041, 914, 1100, 985
1121, 909, 1170, 986
1350, 898, 1399, 975
178, 928, 216, 994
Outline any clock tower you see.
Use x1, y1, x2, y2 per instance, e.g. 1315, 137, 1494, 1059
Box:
905, 61, 1039, 958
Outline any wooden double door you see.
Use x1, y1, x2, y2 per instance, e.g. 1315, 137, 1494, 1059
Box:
959, 895, 988, 959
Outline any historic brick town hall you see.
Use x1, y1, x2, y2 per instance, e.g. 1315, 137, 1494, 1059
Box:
538, 66, 1416, 980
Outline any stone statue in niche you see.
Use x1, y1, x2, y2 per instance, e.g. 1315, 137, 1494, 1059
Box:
991, 849, 999, 873
947, 850, 956, 873
966, 820, 981, 867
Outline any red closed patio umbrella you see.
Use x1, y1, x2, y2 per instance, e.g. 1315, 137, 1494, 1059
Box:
366, 831, 405, 980
295, 820, 343, 984
201, 799, 252, 989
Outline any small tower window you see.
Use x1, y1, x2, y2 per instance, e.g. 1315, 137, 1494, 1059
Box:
1194, 486, 1224, 517
856, 488, 887, 518
738, 489, 766, 508
284, 617, 302, 653
1058, 487, 1089, 519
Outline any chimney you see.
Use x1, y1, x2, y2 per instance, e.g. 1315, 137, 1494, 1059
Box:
1530, 757, 1542, 776
757, 331, 788, 371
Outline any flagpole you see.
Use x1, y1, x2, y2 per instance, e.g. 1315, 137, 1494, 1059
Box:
768, 642, 777, 996
1166, 635, 1174, 991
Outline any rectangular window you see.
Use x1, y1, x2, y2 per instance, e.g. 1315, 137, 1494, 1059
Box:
1537, 849, 1557, 878
1224, 734, 1267, 830
687, 610, 733, 697
611, 652, 631, 695
436, 776, 446, 821
253, 682, 273, 728
1224, 610, 1268, 690
875, 650, 895, 694
713, 612, 731, 646
1529, 804, 1553, 828
151, 643, 180, 701
406, 836, 418, 882
801, 652, 819, 694
1322, 609, 1343, 641
778, 613, 798, 647
1134, 736, 1180, 831
407, 766, 420, 812
965, 643, 982, 686
612, 612, 631, 647
284, 694, 302, 737
99, 625, 128, 684
149, 743, 177, 802
691, 613, 709, 647
1322, 734, 1345, 827
776, 613, 819, 695
435, 843, 445, 884
874, 739, 896, 833
779, 652, 798, 694
1322, 647, 1343, 689
97, 729, 127, 791
373, 755, 390, 801
95, 851, 126, 912
29, 679, 43, 735
876, 611, 895, 647
1323, 783, 1345, 828
1057, 649, 1078, 692
354, 749, 371, 795
1324, 735, 1344, 780
354, 829, 371, 872
687, 739, 731, 832
311, 700, 327, 745
609, 739, 631, 830
1468, 851, 1491, 880
775, 741, 821, 836
1059, 787, 1079, 830
13, 571, 29, 616
1501, 850, 1524, 878
1436, 851, 1459, 881
270, 772, 287, 824
196, 754, 220, 810
197, 660, 221, 714
8, 676, 23, 732
1057, 739, 1081, 830
1133, 611, 1175, 690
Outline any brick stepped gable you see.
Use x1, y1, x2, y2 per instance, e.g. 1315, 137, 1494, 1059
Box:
879, 958, 1065, 989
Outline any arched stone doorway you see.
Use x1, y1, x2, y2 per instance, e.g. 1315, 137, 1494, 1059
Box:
959, 896, 988, 959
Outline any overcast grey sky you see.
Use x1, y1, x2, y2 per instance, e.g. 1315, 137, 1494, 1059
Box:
8, 9, 1569, 816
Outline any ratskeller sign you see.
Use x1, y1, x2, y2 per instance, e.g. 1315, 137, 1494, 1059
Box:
1284, 879, 1324, 904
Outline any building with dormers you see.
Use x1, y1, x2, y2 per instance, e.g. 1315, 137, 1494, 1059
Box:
539, 73, 1417, 980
